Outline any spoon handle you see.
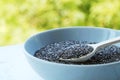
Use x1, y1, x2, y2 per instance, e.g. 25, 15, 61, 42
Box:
95, 37, 120, 49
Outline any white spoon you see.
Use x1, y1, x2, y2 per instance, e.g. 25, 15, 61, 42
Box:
59, 37, 120, 62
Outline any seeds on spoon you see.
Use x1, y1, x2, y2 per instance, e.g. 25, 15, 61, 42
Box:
34, 41, 93, 60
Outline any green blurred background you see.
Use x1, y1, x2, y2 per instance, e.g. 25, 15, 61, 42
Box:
0, 0, 120, 46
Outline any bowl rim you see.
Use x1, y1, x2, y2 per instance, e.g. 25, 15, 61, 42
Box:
24, 26, 120, 67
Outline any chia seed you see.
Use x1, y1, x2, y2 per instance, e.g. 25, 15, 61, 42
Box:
34, 40, 120, 64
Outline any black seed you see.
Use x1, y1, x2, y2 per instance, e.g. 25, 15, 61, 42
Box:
34, 40, 120, 65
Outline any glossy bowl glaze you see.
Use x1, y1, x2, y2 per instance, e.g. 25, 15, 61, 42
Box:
24, 27, 120, 80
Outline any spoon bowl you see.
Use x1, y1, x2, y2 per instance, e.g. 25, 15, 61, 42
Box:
24, 27, 120, 80
60, 37, 120, 62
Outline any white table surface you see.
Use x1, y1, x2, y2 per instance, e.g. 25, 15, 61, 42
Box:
0, 44, 43, 80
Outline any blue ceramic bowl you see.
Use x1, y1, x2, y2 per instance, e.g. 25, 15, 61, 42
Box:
24, 27, 120, 80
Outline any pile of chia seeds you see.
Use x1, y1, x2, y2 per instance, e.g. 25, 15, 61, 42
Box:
34, 40, 120, 64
